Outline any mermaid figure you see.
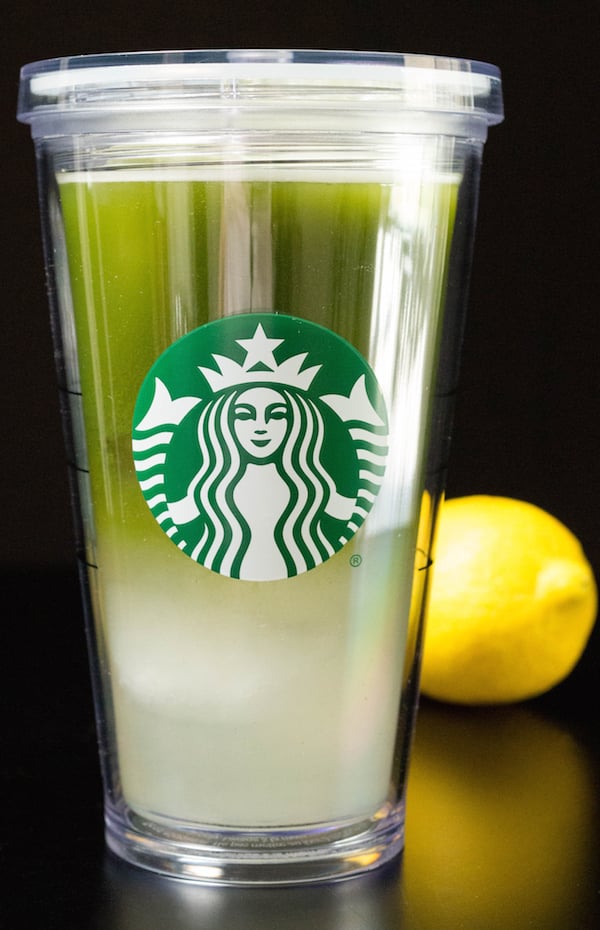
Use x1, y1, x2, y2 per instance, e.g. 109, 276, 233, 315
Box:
168, 383, 356, 580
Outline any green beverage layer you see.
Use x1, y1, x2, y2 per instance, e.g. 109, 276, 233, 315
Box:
57, 172, 457, 826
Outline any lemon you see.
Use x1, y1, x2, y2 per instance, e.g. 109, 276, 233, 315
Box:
420, 495, 597, 704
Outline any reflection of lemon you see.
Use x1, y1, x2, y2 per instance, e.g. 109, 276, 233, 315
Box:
421, 495, 597, 704
403, 703, 595, 929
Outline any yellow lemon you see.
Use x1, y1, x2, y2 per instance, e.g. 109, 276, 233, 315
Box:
420, 495, 597, 704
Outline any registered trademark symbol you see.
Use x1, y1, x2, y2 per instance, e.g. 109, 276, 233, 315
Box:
349, 554, 363, 568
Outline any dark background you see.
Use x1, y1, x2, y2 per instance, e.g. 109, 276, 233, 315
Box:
3, 0, 598, 671
1, 3, 599, 928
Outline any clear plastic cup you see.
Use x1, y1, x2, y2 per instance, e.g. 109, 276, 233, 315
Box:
17, 49, 503, 885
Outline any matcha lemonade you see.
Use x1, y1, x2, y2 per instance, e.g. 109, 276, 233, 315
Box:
56, 168, 458, 828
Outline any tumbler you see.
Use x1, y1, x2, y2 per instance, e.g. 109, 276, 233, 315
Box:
17, 50, 503, 884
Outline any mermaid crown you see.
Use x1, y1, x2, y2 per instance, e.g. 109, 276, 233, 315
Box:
199, 322, 321, 392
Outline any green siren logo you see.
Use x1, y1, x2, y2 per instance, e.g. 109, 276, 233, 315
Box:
132, 314, 388, 581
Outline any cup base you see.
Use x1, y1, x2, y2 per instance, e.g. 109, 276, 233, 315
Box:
104, 798, 405, 885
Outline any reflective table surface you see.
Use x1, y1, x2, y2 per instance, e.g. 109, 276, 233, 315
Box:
3, 569, 599, 929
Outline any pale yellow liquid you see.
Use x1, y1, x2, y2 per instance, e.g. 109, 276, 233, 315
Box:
101, 527, 411, 825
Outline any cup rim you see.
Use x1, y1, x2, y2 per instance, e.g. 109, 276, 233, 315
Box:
17, 49, 504, 128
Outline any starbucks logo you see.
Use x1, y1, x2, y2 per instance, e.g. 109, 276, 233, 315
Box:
132, 313, 388, 581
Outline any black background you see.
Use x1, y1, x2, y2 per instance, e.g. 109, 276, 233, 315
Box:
2, 2, 599, 928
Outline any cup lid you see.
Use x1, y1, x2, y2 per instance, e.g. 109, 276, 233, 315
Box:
17, 49, 504, 134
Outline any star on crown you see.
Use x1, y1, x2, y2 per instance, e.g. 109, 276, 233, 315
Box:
199, 323, 321, 392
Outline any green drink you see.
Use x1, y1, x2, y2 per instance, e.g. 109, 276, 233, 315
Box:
18, 50, 503, 883
57, 172, 456, 826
